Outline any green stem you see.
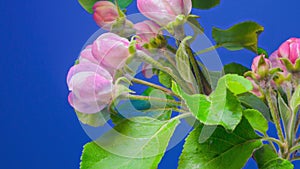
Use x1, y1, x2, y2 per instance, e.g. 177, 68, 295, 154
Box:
291, 156, 300, 162
265, 88, 286, 152
171, 112, 193, 121
127, 95, 181, 106
289, 143, 300, 153
294, 112, 300, 134
141, 107, 189, 114
288, 111, 297, 148
195, 45, 221, 56
135, 51, 192, 93
262, 137, 284, 148
130, 78, 181, 99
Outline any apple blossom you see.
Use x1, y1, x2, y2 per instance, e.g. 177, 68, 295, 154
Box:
278, 37, 300, 64
137, 0, 192, 26
134, 20, 161, 45
67, 63, 113, 114
92, 33, 130, 74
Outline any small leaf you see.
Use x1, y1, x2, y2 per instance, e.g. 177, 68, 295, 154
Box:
223, 62, 250, 76
253, 144, 294, 169
291, 85, 300, 113
192, 0, 220, 9
158, 71, 172, 88
178, 118, 262, 169
76, 108, 110, 127
258, 47, 269, 58
243, 109, 268, 134
80, 117, 179, 169
238, 93, 271, 121
112, 0, 133, 9
278, 94, 292, 132
176, 36, 194, 83
213, 21, 264, 53
78, 0, 133, 14
78, 0, 98, 14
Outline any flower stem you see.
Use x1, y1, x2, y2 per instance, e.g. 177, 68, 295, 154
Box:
265, 88, 286, 153
262, 137, 284, 148
135, 51, 192, 93
171, 112, 193, 121
195, 45, 221, 56
289, 143, 300, 153
141, 107, 188, 114
127, 94, 181, 106
130, 78, 181, 99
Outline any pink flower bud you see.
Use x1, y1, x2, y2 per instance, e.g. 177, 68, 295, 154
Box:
67, 63, 113, 114
134, 20, 161, 44
251, 55, 272, 78
278, 38, 300, 64
137, 0, 192, 26
92, 33, 130, 73
93, 1, 119, 30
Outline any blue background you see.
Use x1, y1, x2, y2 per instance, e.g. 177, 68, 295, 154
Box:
1, 0, 300, 168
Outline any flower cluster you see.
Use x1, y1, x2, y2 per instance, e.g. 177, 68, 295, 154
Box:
247, 37, 300, 97
67, 0, 192, 114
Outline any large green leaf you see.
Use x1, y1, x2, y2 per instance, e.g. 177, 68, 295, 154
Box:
172, 75, 252, 131
80, 117, 180, 169
243, 109, 268, 134
178, 118, 263, 169
238, 93, 271, 121
192, 0, 220, 9
78, 0, 133, 14
212, 21, 264, 53
253, 145, 294, 169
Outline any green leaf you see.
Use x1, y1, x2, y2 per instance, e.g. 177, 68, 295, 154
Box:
238, 93, 271, 121
243, 109, 268, 134
253, 144, 294, 169
212, 21, 264, 53
223, 74, 253, 95
172, 74, 252, 131
223, 63, 250, 76
192, 0, 220, 9
158, 71, 172, 88
178, 118, 263, 169
176, 36, 194, 83
291, 85, 300, 113
78, 0, 133, 14
78, 0, 98, 13
258, 47, 269, 58
81, 117, 180, 169
112, 0, 133, 9
278, 94, 292, 132
75, 109, 110, 127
